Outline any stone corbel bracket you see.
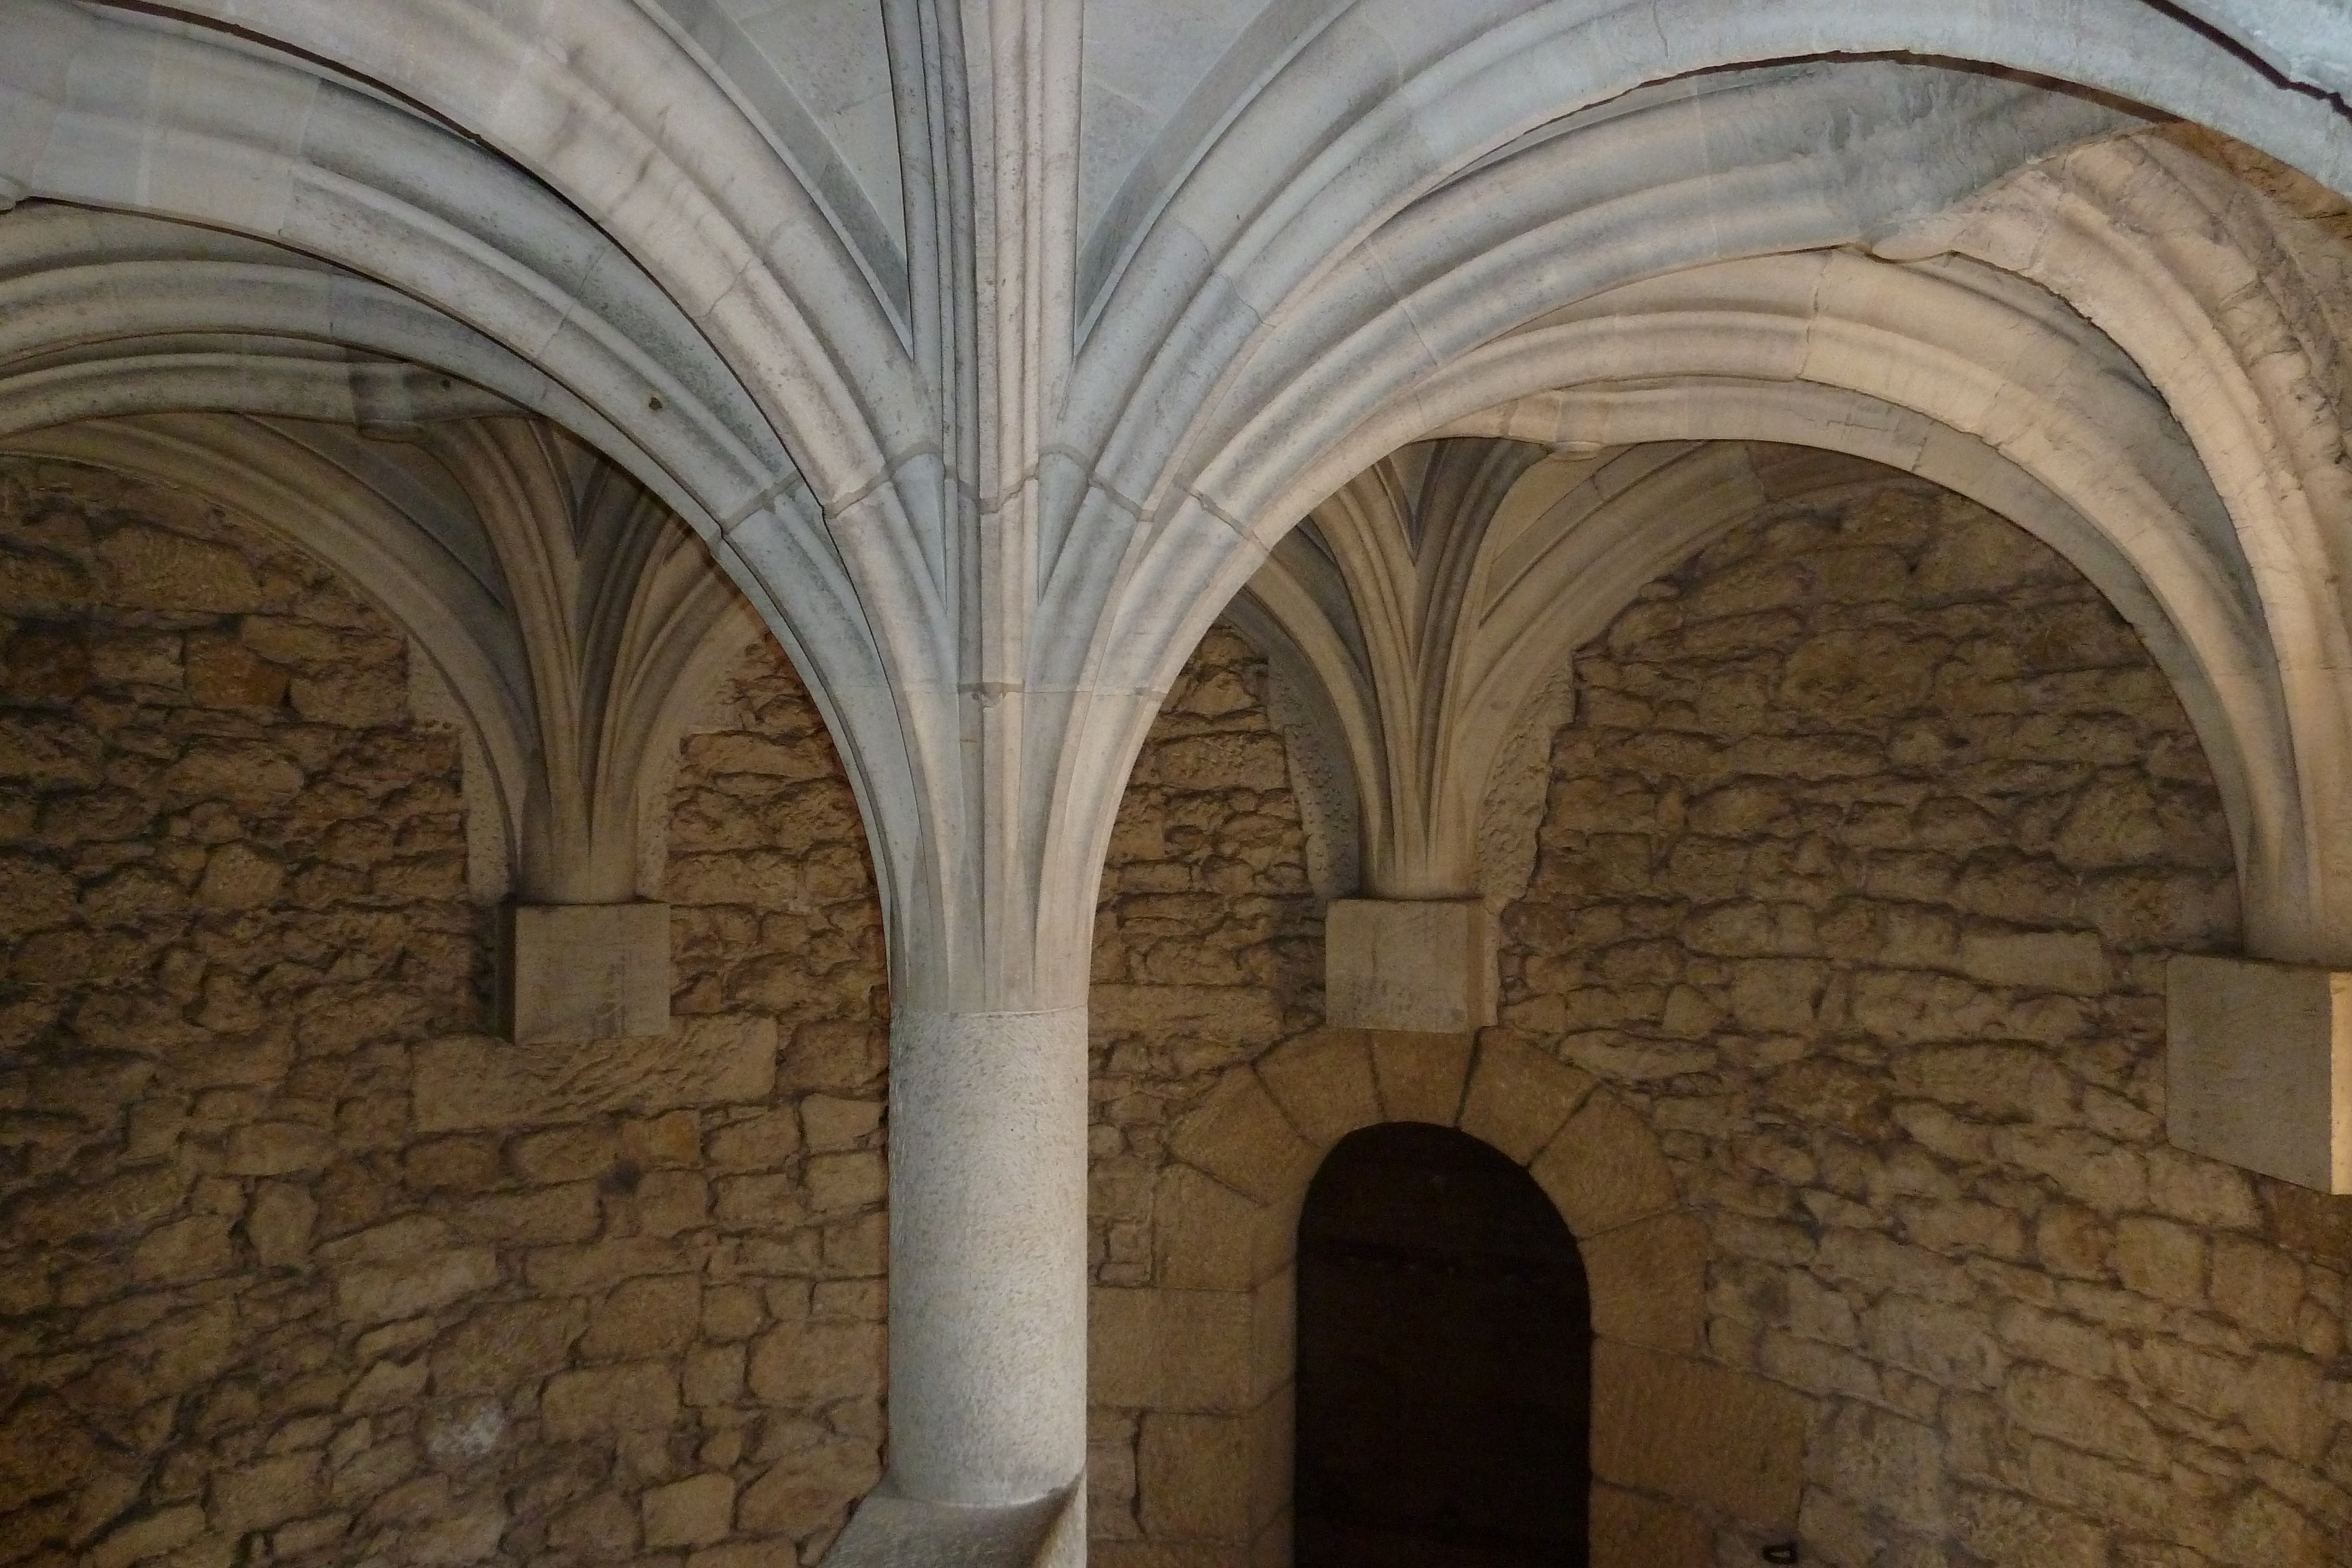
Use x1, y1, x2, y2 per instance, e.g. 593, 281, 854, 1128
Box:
2169, 955, 2352, 1193
499, 902, 674, 1046
420, 419, 759, 1045
1324, 897, 1498, 1034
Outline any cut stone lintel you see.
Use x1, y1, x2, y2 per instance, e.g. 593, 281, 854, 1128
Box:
2167, 954, 2352, 1193
1324, 898, 1498, 1034
499, 901, 671, 1044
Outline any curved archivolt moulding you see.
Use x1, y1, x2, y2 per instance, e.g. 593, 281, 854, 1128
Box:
1100, 1027, 1808, 1566
1873, 131, 2352, 967
1245, 245, 2303, 968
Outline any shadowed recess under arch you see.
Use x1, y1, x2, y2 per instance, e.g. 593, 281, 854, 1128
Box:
1297, 1121, 1593, 1568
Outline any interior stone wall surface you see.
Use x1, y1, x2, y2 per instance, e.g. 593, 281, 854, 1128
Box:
1490, 472, 2351, 1566
0, 456, 889, 1568
1084, 626, 1326, 1545
1088, 624, 1325, 1288
14, 447, 2350, 1568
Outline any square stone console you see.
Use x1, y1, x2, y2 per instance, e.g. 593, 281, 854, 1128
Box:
497, 901, 673, 1044
2168, 954, 2352, 1193
1324, 898, 1499, 1034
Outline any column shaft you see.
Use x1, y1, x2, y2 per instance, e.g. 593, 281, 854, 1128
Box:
886, 1007, 1090, 1504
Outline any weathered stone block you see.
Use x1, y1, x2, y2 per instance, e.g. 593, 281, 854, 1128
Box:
1247, 1269, 1293, 1409
643, 1474, 736, 1549
1591, 1342, 1807, 1526
541, 1362, 681, 1439
333, 1247, 499, 1324
499, 901, 671, 1045
1957, 929, 2107, 993
1254, 1029, 1378, 1150
687, 1541, 800, 1568
223, 1119, 336, 1176
211, 1452, 323, 1535
432, 1300, 583, 1395
1138, 1412, 1252, 1542
1325, 898, 1497, 1032
87, 1505, 208, 1568
1531, 1091, 1677, 1236
1166, 1071, 1314, 1206
415, 1014, 776, 1132
1459, 1034, 1594, 1164
2167, 955, 2352, 1192
1153, 1164, 1267, 1292
1589, 1484, 1709, 1568
581, 1275, 702, 1361
738, 1440, 881, 1535
1090, 1287, 1253, 1413
1368, 1029, 1474, 1124
1585, 1209, 1708, 1352
747, 1321, 883, 1405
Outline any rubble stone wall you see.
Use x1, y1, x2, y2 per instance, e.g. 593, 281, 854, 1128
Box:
1084, 627, 1327, 1544
10, 448, 2350, 1568
0, 456, 888, 1568
1489, 470, 2351, 1566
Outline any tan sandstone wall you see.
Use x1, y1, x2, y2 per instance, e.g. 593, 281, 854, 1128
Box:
1495, 470, 2351, 1565
0, 452, 1319, 1568
0, 456, 888, 1568
1085, 626, 1325, 1543
16, 446, 2343, 1568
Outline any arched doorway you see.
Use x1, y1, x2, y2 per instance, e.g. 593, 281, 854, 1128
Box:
1296, 1121, 1593, 1567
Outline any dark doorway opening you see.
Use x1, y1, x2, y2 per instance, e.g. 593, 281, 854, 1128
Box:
1295, 1121, 1592, 1567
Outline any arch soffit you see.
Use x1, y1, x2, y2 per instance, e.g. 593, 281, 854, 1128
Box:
1078, 0, 2352, 353
27, 0, 923, 496
0, 413, 536, 872
1040, 63, 2177, 978
4, 412, 775, 903
0, 198, 927, 926
1071, 10, 2352, 505
0, 14, 941, 834
56, 10, 2347, 660
7, 6, 2348, 971
1068, 63, 2142, 758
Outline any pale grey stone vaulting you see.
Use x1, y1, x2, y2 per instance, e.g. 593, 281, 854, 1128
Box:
4, 2, 2352, 1564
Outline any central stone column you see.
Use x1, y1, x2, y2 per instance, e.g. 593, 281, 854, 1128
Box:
888, 1008, 1090, 1503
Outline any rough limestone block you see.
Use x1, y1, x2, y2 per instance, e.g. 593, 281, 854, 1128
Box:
500, 901, 671, 1044
1591, 1483, 1711, 1568
1167, 1071, 1315, 1206
1089, 1287, 1254, 1413
1459, 1034, 1595, 1163
1324, 898, 1497, 1032
1255, 1029, 1380, 1149
1532, 1091, 1679, 1236
1138, 1412, 1252, 1541
1243, 1388, 1292, 1534
414, 1015, 776, 1133
1247, 1267, 1294, 1407
1154, 1165, 1267, 1292
1585, 1210, 1708, 1352
1248, 1508, 1292, 1568
2168, 955, 2352, 1193
1369, 1030, 1475, 1124
1591, 1343, 1808, 1528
